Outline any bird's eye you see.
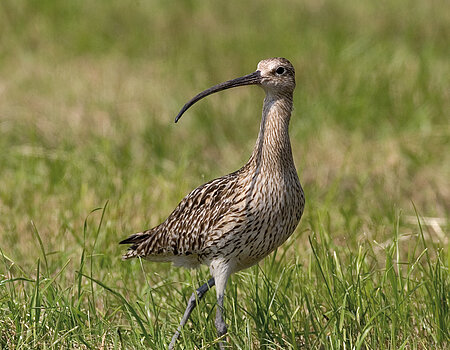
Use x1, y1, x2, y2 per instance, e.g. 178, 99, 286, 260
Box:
275, 66, 285, 75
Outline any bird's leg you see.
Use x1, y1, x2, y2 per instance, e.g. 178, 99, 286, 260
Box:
169, 278, 215, 350
215, 294, 227, 350
213, 271, 230, 350
215, 294, 227, 337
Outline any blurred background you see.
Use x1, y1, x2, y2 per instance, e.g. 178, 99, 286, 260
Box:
0, 0, 448, 348
1, 0, 447, 259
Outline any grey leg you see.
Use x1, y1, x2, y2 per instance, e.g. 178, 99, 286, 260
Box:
169, 278, 215, 350
215, 294, 227, 350
215, 294, 227, 337
212, 269, 229, 350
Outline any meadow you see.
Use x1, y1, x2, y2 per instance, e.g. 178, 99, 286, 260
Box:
0, 0, 448, 348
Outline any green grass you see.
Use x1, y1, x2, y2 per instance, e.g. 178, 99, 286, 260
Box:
0, 0, 449, 348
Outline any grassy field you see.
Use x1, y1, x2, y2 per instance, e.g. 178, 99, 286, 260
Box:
0, 0, 449, 348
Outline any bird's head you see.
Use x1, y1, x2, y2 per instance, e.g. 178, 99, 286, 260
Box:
175, 57, 296, 123
257, 57, 296, 96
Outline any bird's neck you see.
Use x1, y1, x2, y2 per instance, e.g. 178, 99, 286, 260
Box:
248, 92, 295, 171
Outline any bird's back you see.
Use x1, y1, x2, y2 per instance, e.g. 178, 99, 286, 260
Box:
121, 168, 243, 265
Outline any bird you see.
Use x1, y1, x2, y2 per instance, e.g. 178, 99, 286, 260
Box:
120, 57, 305, 349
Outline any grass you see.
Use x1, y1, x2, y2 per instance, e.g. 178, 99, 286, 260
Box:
0, 0, 449, 348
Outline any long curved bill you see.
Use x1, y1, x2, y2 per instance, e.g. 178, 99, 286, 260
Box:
175, 70, 261, 123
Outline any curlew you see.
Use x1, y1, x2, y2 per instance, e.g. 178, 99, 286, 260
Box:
120, 57, 305, 349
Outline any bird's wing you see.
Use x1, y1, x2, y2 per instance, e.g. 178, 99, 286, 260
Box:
120, 170, 245, 260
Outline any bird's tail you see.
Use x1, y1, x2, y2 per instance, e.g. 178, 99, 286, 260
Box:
119, 231, 151, 260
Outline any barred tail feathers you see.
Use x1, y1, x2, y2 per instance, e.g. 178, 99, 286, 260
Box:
119, 231, 152, 260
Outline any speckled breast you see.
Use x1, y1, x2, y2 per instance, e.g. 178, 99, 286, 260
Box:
202, 168, 305, 273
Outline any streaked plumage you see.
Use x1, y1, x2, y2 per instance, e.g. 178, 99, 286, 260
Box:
120, 57, 305, 349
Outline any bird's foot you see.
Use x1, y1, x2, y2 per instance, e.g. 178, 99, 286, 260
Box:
215, 311, 228, 349
215, 319, 228, 337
